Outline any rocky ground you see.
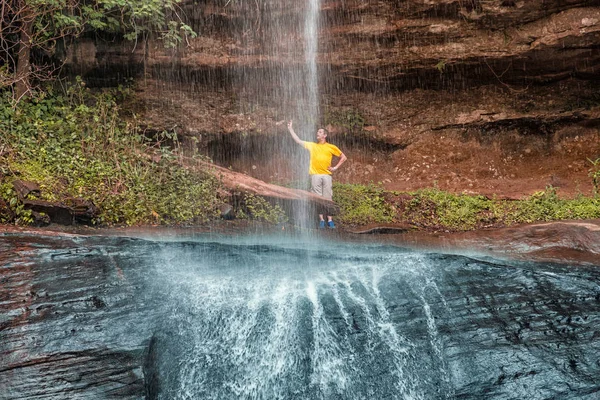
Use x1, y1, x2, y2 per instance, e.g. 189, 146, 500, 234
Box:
3, 217, 600, 266
1, 220, 599, 400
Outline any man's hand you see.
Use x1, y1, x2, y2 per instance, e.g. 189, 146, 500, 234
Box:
329, 153, 347, 172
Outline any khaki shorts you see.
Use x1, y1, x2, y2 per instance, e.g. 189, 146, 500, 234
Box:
310, 174, 333, 200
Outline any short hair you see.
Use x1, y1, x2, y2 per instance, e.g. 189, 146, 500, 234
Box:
319, 128, 329, 135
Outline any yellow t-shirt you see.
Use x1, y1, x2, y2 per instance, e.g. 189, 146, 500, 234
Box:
303, 142, 342, 175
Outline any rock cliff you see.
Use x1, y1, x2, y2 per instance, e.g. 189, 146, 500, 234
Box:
66, 0, 600, 198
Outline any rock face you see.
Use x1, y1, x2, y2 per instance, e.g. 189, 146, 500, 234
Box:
0, 234, 157, 399
65, 0, 600, 198
381, 219, 600, 266
1, 227, 599, 399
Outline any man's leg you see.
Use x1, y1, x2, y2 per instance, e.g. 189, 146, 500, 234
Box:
321, 175, 336, 228
311, 175, 327, 227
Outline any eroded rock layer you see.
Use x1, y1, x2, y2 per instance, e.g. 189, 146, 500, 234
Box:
66, 0, 600, 197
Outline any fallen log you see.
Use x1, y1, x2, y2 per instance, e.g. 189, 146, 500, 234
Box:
197, 160, 340, 217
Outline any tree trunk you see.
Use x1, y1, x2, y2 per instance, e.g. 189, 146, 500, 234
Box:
14, 4, 33, 101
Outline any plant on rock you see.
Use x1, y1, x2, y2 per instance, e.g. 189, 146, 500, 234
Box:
235, 193, 288, 224
333, 183, 395, 225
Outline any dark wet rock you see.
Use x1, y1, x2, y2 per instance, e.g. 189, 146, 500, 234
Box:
65, 197, 99, 225
30, 210, 51, 226
348, 222, 412, 234
20, 198, 99, 226
1, 180, 98, 226
0, 349, 145, 399
22, 199, 74, 225
219, 203, 235, 220
143, 336, 160, 400
0, 234, 159, 399
369, 220, 600, 266
1, 225, 599, 398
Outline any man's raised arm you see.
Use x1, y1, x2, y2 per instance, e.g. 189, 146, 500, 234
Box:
287, 120, 304, 146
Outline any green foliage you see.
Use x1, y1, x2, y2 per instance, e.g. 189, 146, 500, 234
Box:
236, 193, 288, 224
333, 183, 395, 225
324, 109, 366, 132
507, 186, 600, 224
407, 188, 491, 230
405, 186, 600, 231
29, 0, 196, 49
0, 183, 34, 225
2, 0, 196, 99
0, 81, 220, 225
588, 158, 600, 196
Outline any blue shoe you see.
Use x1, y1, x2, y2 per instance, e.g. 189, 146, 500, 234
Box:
319, 220, 325, 229
328, 221, 335, 229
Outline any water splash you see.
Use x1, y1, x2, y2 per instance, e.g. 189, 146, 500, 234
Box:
152, 242, 451, 399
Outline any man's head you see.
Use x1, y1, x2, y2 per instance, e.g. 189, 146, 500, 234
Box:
316, 128, 328, 143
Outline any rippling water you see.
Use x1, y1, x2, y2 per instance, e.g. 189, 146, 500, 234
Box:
1, 233, 599, 399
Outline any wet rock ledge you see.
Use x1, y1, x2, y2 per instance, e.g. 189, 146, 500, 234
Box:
0, 220, 599, 399
0, 234, 160, 399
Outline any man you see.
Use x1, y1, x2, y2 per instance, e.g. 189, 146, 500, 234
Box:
287, 120, 347, 229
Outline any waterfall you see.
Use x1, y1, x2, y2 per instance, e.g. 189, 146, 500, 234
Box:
235, 0, 322, 227
152, 241, 446, 399
304, 0, 320, 127
142, 237, 600, 399
295, 0, 320, 227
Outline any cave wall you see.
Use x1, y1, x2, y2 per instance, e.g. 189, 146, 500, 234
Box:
64, 0, 600, 196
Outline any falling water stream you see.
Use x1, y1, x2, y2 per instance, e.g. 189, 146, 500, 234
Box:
231, 0, 322, 226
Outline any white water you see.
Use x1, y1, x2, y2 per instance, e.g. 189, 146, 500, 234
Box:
152, 240, 451, 399
238, 1, 321, 227
289, 0, 321, 227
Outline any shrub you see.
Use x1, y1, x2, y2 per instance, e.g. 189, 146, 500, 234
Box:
0, 82, 220, 225
333, 183, 395, 225
235, 193, 288, 224
406, 188, 492, 230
